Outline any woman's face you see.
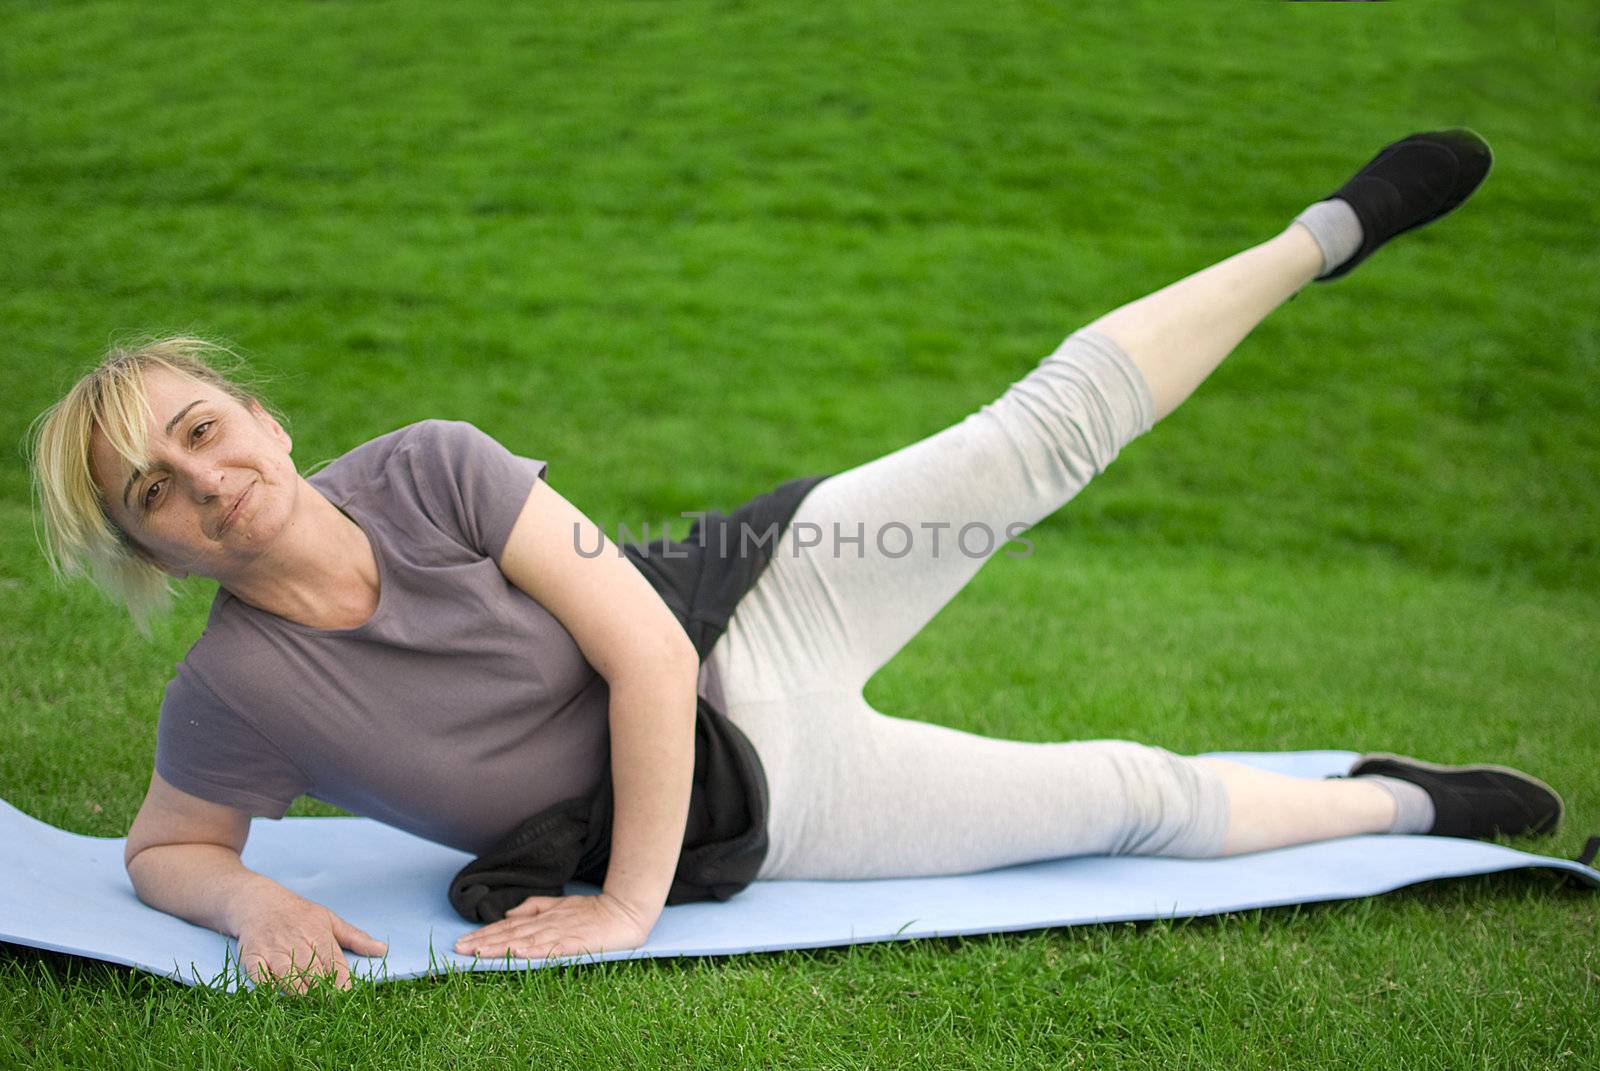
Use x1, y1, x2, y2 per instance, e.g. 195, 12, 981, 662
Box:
88, 368, 300, 580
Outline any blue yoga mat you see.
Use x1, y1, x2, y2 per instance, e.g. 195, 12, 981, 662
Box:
3, 750, 1594, 990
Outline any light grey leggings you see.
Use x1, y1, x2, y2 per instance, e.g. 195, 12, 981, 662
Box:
699, 328, 1231, 881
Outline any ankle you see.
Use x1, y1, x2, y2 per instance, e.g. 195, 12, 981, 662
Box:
1291, 200, 1363, 279
1356, 773, 1436, 834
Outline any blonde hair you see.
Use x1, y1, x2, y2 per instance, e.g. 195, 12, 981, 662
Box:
24, 335, 290, 637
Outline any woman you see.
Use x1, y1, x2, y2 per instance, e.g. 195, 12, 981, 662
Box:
27, 128, 1563, 994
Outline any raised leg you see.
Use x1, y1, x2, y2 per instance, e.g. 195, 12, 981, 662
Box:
706, 223, 1325, 705
1087, 224, 1324, 422
706, 132, 1513, 877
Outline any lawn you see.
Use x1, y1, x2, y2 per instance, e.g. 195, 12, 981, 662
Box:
2, 1, 1597, 1066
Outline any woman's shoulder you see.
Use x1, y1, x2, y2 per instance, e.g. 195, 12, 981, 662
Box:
175, 589, 303, 688
308, 419, 498, 491
295, 418, 542, 564
156, 639, 311, 817
308, 418, 452, 478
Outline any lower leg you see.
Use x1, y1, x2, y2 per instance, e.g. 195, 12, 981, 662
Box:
1084, 128, 1497, 424
1195, 756, 1398, 855
1085, 224, 1324, 423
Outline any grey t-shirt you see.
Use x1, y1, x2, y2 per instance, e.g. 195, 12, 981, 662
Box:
154, 418, 628, 856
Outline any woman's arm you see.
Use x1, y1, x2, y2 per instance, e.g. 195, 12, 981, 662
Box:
473, 477, 699, 954
594, 651, 699, 921
126, 771, 388, 990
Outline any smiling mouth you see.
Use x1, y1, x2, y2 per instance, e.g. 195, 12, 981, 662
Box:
218, 484, 252, 535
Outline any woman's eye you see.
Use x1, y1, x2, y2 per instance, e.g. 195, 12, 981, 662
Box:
143, 481, 163, 508
191, 421, 213, 441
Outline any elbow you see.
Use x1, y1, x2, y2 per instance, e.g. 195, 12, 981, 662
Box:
612, 630, 700, 693
644, 625, 700, 679
665, 630, 699, 675
657, 637, 701, 691
124, 847, 152, 901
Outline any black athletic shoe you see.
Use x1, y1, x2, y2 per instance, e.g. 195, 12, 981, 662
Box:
1316, 128, 1494, 281
1349, 752, 1563, 840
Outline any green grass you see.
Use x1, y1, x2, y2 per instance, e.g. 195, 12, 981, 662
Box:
3, 0, 1598, 1066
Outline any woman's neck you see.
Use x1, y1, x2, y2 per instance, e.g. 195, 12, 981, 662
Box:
219, 483, 381, 630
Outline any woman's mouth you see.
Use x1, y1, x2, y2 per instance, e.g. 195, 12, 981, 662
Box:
218, 484, 253, 535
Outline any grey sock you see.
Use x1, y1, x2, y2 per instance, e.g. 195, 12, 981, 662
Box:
1292, 198, 1364, 278
1359, 774, 1436, 835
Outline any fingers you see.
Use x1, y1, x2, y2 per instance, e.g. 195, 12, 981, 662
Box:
243, 943, 354, 994
331, 914, 390, 957
241, 951, 274, 990
457, 929, 591, 961
456, 894, 560, 950
332, 951, 352, 991
454, 894, 648, 960
454, 919, 606, 960
454, 921, 530, 956
504, 895, 561, 918
456, 918, 561, 958
235, 904, 382, 995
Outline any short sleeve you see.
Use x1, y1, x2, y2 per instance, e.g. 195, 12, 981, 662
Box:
154, 662, 311, 819
406, 420, 548, 563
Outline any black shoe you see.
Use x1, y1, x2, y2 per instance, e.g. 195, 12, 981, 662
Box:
1349, 752, 1563, 840
1316, 128, 1494, 281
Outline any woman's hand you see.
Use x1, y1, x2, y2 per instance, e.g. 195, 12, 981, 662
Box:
235, 888, 388, 994
453, 891, 654, 961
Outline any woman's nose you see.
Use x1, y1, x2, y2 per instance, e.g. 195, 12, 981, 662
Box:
176, 460, 229, 499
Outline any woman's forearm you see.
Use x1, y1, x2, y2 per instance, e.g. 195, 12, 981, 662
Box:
126, 842, 289, 937
600, 656, 700, 923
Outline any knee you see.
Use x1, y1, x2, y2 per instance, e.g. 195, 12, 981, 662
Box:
1002, 332, 1155, 479
1102, 743, 1230, 858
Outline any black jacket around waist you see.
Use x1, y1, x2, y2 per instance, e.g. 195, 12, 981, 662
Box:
447, 473, 831, 923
